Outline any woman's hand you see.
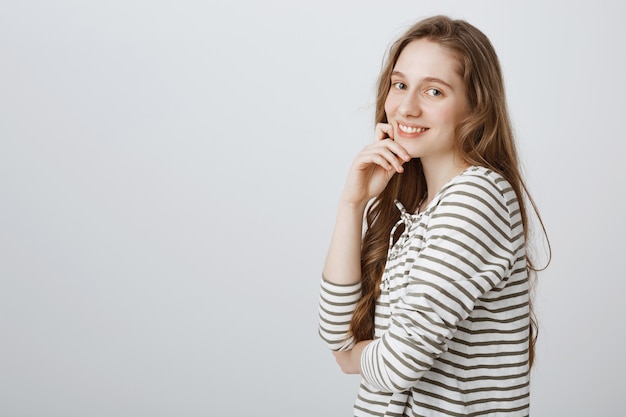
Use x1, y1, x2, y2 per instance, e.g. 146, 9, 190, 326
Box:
341, 123, 411, 206
332, 340, 373, 374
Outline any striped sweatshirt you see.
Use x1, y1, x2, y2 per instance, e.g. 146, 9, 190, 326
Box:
319, 166, 530, 416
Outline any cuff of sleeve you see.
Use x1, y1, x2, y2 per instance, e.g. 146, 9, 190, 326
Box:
320, 276, 362, 297
318, 277, 362, 351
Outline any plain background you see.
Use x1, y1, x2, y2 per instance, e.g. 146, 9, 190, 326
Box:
1, 0, 625, 415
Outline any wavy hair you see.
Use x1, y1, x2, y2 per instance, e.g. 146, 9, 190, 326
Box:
348, 15, 549, 367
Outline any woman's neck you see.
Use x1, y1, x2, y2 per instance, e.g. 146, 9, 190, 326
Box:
420, 156, 470, 209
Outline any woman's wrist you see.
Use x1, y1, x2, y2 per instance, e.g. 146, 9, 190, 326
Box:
337, 196, 368, 214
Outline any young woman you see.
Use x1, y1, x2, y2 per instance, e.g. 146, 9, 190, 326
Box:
318, 15, 547, 416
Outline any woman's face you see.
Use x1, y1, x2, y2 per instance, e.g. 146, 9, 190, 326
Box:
385, 39, 469, 164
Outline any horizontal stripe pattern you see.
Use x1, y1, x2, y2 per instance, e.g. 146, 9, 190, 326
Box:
319, 166, 530, 416
318, 278, 361, 351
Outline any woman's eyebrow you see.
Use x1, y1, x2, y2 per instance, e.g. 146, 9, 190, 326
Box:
421, 76, 454, 90
391, 71, 454, 90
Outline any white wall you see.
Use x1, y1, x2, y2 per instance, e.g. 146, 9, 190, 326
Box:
1, 0, 624, 415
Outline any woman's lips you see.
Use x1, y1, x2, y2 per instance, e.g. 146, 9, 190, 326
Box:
397, 122, 429, 137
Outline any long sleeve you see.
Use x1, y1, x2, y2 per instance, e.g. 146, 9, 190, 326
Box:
360, 172, 522, 393
318, 278, 362, 351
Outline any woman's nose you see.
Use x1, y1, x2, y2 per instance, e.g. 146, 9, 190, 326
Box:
398, 92, 422, 118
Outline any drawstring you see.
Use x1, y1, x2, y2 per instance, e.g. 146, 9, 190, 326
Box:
388, 199, 413, 251
381, 200, 415, 290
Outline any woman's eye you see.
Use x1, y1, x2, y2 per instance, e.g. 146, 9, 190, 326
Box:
392, 82, 407, 90
426, 88, 442, 97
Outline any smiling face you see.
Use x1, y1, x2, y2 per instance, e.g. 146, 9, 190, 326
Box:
385, 39, 469, 166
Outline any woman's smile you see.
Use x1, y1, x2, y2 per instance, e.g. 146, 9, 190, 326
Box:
397, 122, 429, 137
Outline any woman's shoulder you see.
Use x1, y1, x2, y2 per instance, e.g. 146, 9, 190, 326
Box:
434, 166, 516, 217
443, 166, 513, 198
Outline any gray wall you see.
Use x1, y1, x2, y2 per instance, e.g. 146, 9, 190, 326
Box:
1, 0, 624, 415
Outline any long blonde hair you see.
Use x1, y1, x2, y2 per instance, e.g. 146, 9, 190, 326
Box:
349, 15, 549, 367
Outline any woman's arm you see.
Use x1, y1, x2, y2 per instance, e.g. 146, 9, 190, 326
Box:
318, 124, 409, 352
322, 123, 409, 286
321, 200, 367, 285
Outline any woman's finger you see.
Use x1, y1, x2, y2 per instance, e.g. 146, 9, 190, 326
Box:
353, 151, 393, 171
365, 139, 411, 164
359, 145, 406, 173
374, 123, 394, 141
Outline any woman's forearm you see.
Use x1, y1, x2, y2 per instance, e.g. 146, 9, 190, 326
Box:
322, 200, 367, 285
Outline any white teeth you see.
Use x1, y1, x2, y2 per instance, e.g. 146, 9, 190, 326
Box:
399, 124, 427, 133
